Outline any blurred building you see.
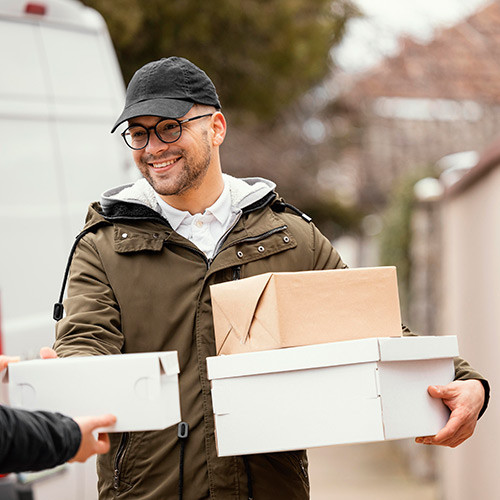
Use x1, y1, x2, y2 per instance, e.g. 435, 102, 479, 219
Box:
403, 132, 500, 499
335, 0, 500, 209
323, 3, 500, 496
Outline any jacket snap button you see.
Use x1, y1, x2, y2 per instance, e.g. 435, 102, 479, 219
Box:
257, 245, 265, 253
237, 251, 244, 258
283, 236, 290, 243
152, 233, 159, 239
121, 233, 128, 239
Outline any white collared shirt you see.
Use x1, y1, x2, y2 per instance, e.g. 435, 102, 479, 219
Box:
154, 181, 237, 259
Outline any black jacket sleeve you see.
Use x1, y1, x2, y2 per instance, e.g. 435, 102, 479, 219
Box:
0, 405, 81, 473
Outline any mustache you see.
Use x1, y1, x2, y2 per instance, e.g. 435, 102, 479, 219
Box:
141, 151, 183, 163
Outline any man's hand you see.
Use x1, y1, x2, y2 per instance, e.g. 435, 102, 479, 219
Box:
415, 379, 485, 448
0, 355, 20, 372
39, 347, 58, 359
69, 414, 117, 463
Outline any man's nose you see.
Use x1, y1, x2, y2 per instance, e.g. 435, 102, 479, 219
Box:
145, 130, 169, 155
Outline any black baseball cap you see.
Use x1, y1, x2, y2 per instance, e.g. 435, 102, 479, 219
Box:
111, 56, 221, 133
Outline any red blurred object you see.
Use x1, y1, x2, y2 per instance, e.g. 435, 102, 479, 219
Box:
0, 292, 3, 356
24, 3, 47, 15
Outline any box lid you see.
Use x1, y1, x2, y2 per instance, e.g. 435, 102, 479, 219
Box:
207, 338, 382, 380
207, 336, 458, 380
378, 336, 459, 361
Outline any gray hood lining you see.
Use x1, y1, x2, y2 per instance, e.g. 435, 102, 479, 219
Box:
100, 174, 276, 215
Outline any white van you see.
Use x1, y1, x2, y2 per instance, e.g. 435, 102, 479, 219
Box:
0, 0, 132, 498
0, 0, 133, 357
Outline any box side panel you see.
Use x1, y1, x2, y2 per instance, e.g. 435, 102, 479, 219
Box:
378, 358, 454, 440
8, 354, 181, 432
212, 363, 385, 456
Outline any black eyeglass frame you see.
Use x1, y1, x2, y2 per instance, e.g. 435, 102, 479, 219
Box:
121, 113, 214, 150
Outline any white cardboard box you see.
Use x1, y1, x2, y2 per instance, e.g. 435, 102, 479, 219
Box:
207, 336, 458, 456
7, 352, 181, 432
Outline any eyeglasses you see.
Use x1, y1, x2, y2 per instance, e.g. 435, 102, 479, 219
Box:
121, 113, 213, 150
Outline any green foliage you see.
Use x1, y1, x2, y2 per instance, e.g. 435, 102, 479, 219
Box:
378, 166, 439, 312
82, 0, 359, 120
301, 198, 365, 240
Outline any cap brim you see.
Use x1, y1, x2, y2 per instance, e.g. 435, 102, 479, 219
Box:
111, 99, 194, 133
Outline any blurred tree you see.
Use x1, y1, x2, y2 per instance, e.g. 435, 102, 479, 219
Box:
378, 165, 439, 315
82, 0, 359, 120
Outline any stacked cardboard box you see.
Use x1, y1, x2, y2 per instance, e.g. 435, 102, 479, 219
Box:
207, 267, 458, 456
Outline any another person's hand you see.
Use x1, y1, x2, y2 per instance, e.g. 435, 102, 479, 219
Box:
69, 414, 117, 463
0, 355, 20, 372
415, 379, 485, 448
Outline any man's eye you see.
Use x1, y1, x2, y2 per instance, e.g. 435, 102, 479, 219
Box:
130, 130, 146, 139
161, 123, 180, 133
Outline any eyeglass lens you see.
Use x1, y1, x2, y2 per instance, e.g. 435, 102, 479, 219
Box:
123, 119, 182, 149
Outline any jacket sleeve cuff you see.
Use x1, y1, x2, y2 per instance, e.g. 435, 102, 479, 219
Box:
477, 379, 490, 420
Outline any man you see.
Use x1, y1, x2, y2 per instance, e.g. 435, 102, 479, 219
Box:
50, 56, 489, 499
0, 355, 116, 473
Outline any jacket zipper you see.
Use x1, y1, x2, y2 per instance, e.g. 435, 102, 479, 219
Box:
113, 432, 130, 490
164, 223, 288, 271
228, 225, 288, 246
208, 225, 289, 267
299, 458, 308, 480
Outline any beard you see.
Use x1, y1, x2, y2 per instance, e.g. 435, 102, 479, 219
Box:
137, 133, 212, 197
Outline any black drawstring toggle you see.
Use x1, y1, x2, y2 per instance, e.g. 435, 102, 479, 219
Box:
177, 421, 189, 439
53, 302, 64, 321
178, 421, 189, 500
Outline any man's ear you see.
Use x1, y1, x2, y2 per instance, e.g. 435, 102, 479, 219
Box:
211, 112, 227, 147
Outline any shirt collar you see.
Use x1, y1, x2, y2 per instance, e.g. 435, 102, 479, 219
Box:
154, 180, 232, 231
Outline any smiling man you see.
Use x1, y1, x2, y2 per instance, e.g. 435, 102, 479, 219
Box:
52, 57, 489, 500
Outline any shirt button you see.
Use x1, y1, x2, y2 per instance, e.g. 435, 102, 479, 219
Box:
195, 220, 204, 228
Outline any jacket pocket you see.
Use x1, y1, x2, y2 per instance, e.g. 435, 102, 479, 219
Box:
249, 450, 310, 498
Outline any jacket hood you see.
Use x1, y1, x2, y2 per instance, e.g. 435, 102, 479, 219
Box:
100, 174, 276, 216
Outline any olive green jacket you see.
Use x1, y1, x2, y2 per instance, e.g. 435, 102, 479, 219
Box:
54, 176, 487, 500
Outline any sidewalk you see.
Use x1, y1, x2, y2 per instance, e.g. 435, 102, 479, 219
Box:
308, 441, 440, 500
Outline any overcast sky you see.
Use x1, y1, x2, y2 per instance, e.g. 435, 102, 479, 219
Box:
334, 0, 492, 72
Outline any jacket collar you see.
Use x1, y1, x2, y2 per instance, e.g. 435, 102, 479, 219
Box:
99, 174, 276, 220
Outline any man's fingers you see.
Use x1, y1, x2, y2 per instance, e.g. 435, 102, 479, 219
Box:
39, 347, 58, 359
427, 384, 453, 400
416, 411, 474, 447
430, 415, 461, 444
